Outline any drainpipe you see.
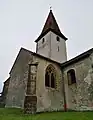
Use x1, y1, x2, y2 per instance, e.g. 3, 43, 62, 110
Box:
61, 69, 67, 111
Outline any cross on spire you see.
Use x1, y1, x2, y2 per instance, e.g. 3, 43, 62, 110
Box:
50, 6, 52, 10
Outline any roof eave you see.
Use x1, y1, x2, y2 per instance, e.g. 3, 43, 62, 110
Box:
35, 28, 68, 42
61, 48, 93, 68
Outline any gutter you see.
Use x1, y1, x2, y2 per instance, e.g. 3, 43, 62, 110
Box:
61, 69, 67, 111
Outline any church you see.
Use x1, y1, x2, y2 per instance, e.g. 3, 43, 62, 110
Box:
1, 10, 93, 113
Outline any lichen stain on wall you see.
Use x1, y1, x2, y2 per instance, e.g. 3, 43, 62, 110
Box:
77, 56, 93, 110
71, 67, 93, 110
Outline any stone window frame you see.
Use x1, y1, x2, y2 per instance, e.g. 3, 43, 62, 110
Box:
67, 69, 76, 85
45, 64, 56, 89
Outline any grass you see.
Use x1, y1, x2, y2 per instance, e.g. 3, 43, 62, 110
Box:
0, 108, 93, 120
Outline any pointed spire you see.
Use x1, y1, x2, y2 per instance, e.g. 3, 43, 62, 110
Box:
41, 9, 62, 34
35, 10, 67, 42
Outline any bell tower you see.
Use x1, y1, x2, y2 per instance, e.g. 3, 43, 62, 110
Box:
35, 10, 67, 63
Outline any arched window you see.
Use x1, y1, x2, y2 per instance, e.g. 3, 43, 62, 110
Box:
45, 64, 56, 88
67, 69, 76, 85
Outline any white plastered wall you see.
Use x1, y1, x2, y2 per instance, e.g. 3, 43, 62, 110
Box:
36, 31, 67, 63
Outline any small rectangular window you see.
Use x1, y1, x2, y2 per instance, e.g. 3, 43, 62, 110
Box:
58, 46, 59, 52
42, 38, 45, 44
56, 36, 60, 42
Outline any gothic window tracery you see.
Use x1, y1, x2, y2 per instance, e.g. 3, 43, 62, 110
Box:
45, 64, 56, 88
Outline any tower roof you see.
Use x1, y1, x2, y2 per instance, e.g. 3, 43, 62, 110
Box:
35, 10, 67, 42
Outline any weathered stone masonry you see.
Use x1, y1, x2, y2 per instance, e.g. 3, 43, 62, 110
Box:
62, 53, 93, 111
5, 49, 33, 108
24, 63, 38, 114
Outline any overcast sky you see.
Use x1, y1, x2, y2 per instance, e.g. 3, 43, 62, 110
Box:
0, 0, 93, 92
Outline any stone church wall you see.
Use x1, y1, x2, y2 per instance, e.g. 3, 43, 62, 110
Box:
63, 53, 93, 111
5, 48, 65, 112
34, 56, 64, 112
5, 49, 33, 108
0, 78, 10, 107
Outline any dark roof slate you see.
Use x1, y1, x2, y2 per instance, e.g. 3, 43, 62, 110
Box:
61, 48, 93, 68
35, 10, 67, 42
